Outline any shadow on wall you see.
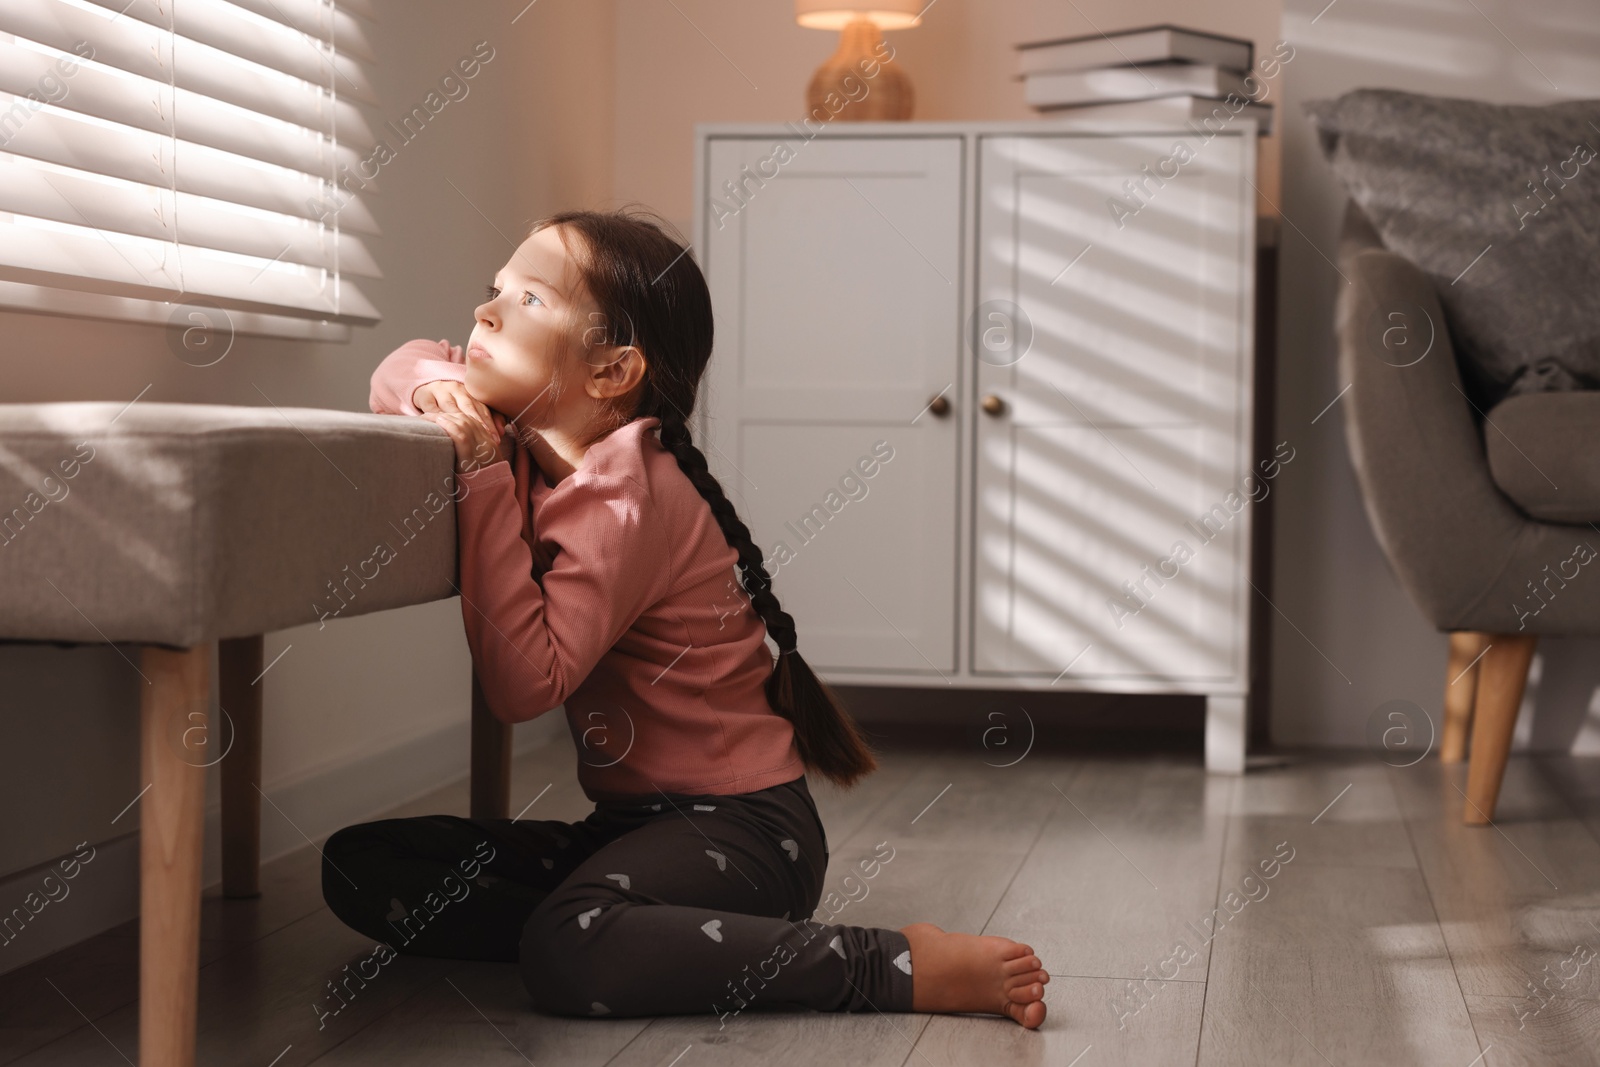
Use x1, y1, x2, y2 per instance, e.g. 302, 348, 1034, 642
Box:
1273, 0, 1600, 752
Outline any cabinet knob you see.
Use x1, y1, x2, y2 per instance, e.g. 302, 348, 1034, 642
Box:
981, 394, 1006, 416
926, 394, 951, 417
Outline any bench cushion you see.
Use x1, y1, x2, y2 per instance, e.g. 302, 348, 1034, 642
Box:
0, 402, 461, 647
1485, 392, 1600, 524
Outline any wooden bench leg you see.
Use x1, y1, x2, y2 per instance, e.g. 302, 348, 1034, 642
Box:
220, 635, 263, 899
1463, 634, 1537, 825
140, 642, 211, 1067
1441, 631, 1488, 764
470, 668, 512, 819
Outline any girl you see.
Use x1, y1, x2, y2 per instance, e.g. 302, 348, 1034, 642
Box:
323, 208, 1050, 1028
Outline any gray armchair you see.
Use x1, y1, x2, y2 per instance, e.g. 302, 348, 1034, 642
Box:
1335, 202, 1600, 824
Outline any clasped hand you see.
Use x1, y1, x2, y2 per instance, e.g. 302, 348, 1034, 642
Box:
413, 380, 510, 474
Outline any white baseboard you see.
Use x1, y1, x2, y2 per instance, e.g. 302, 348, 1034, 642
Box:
0, 711, 563, 977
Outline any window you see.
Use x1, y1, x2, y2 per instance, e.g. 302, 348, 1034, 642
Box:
0, 0, 380, 342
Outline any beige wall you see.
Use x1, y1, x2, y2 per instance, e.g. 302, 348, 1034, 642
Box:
611, 0, 1283, 235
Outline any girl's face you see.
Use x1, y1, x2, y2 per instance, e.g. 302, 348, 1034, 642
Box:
464, 224, 588, 427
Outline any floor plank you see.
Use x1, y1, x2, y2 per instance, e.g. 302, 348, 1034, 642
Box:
808, 749, 926, 857
1536, 755, 1600, 850
833, 750, 1071, 856
308, 961, 649, 1066
1390, 757, 1600, 1002
918, 973, 1204, 1067
11, 908, 458, 1066
984, 756, 1231, 982
601, 1010, 933, 1067
1466, 992, 1600, 1067
0, 930, 235, 1065
1197, 759, 1483, 1066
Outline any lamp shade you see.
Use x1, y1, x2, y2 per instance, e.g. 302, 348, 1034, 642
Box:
795, 0, 923, 31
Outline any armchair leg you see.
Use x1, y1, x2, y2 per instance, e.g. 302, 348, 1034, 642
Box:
469, 668, 511, 819
1441, 631, 1489, 764
1463, 634, 1537, 825
220, 635, 263, 898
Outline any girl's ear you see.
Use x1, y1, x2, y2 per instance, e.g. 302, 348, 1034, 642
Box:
586, 344, 648, 401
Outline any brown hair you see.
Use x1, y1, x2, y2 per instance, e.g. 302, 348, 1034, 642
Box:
529, 206, 880, 789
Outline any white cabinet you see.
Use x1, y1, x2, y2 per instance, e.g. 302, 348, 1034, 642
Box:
694, 120, 1259, 773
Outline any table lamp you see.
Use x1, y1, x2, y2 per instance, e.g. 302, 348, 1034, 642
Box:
796, 0, 920, 120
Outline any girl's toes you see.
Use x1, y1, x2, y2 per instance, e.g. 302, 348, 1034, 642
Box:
1006, 978, 1046, 1004
1003, 954, 1042, 976
1004, 969, 1045, 994
1002, 999, 1048, 1028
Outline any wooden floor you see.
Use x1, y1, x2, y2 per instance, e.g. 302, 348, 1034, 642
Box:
4, 738, 1600, 1066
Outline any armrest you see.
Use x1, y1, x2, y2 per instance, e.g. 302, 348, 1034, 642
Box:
1334, 239, 1530, 630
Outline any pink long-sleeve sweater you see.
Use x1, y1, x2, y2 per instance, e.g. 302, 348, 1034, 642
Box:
370, 338, 804, 803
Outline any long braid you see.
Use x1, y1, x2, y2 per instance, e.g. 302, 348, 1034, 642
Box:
536, 206, 881, 789
653, 408, 879, 787
655, 415, 795, 653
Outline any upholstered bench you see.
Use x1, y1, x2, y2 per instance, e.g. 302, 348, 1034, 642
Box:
0, 401, 514, 1066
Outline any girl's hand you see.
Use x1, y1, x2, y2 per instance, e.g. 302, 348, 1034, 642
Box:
421, 410, 510, 474
413, 379, 505, 440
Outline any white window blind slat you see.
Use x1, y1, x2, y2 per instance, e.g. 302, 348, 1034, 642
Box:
0, 220, 380, 325
222, 0, 376, 64
0, 162, 382, 277
75, 0, 379, 105
0, 280, 354, 342
0, 111, 381, 235
331, 0, 373, 22
0, 38, 378, 185
0, 0, 378, 147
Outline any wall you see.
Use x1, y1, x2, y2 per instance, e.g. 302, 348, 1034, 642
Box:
611, 0, 1284, 234
1270, 0, 1600, 749
0, 0, 615, 973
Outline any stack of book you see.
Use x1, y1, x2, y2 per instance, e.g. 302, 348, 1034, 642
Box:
1016, 24, 1273, 135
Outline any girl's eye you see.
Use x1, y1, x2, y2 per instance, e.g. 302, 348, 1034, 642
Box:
483, 284, 542, 307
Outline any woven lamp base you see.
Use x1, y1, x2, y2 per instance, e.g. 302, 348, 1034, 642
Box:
805, 17, 913, 121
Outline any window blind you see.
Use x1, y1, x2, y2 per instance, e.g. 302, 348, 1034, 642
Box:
0, 0, 381, 342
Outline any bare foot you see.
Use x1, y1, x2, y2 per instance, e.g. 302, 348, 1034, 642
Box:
898, 922, 1049, 1028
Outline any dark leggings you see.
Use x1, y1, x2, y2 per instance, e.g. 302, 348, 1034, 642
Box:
320, 774, 915, 1020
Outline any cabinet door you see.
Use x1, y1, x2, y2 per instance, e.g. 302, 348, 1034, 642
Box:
699, 135, 963, 673
973, 133, 1254, 684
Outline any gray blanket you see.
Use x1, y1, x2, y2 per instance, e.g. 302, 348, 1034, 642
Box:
1306, 88, 1600, 412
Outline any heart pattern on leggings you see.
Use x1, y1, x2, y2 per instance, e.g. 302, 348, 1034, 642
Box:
693, 803, 717, 812
780, 839, 799, 861
577, 906, 603, 930
590, 1001, 610, 1015
828, 935, 845, 959
702, 919, 724, 942
705, 850, 726, 871
541, 858, 554, 870
552, 833, 569, 848
893, 950, 913, 975
606, 873, 631, 890
386, 898, 406, 922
